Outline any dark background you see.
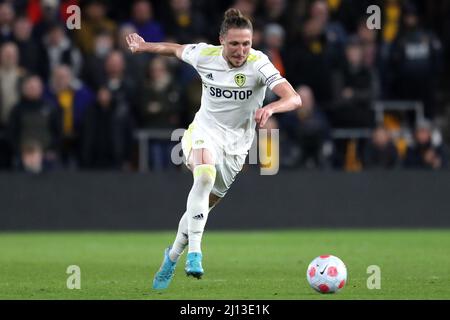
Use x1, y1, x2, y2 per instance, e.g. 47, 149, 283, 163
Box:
2, 170, 449, 230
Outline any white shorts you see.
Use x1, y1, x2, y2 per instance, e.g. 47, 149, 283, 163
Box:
181, 122, 246, 198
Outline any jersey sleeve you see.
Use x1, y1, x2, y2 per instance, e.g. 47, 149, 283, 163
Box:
255, 54, 286, 90
181, 42, 208, 69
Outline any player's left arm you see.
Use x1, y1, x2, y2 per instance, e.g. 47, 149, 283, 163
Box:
255, 81, 302, 127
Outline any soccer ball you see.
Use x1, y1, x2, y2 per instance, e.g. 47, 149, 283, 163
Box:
306, 255, 347, 293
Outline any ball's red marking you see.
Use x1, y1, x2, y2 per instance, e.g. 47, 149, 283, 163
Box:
327, 266, 338, 277
318, 284, 329, 292
309, 267, 316, 277
320, 255, 330, 259
338, 280, 346, 289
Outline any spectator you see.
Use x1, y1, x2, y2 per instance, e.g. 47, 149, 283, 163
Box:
330, 36, 375, 128
74, 0, 117, 55
356, 18, 379, 70
100, 51, 136, 165
404, 120, 448, 170
118, 24, 137, 52
137, 57, 181, 128
278, 85, 330, 168
258, 0, 290, 27
81, 29, 115, 90
318, 0, 366, 34
45, 65, 94, 168
19, 139, 48, 174
0, 42, 24, 129
82, 87, 133, 169
137, 56, 182, 170
126, 0, 165, 43
390, 2, 443, 119
355, 18, 382, 100
363, 126, 399, 169
260, 23, 286, 105
43, 23, 83, 81
309, 0, 347, 69
161, 0, 206, 44
251, 20, 264, 50
262, 23, 286, 77
29, 0, 61, 40
13, 16, 47, 78
0, 42, 24, 169
8, 75, 61, 167
285, 17, 333, 104
233, 0, 258, 21
102, 50, 137, 119
0, 2, 15, 44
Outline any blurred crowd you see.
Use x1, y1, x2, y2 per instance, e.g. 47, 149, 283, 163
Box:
0, 0, 449, 173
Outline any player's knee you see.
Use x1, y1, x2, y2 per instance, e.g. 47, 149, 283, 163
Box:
193, 164, 216, 188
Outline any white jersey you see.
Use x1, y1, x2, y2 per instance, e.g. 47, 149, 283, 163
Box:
181, 42, 286, 155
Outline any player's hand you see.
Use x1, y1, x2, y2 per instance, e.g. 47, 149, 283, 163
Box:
255, 106, 274, 128
126, 33, 145, 53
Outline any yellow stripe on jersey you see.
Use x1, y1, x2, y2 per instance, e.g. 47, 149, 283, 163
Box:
246, 53, 260, 62
200, 46, 222, 56
200, 46, 260, 62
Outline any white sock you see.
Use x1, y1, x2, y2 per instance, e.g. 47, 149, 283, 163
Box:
169, 198, 219, 262
186, 164, 216, 253
169, 212, 188, 262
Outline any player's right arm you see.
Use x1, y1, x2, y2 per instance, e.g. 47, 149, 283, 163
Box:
126, 33, 186, 59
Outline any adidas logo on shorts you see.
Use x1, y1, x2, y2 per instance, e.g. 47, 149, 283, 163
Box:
206, 73, 214, 80
193, 213, 204, 220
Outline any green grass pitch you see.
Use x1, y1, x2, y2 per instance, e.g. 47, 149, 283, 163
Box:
0, 230, 449, 299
